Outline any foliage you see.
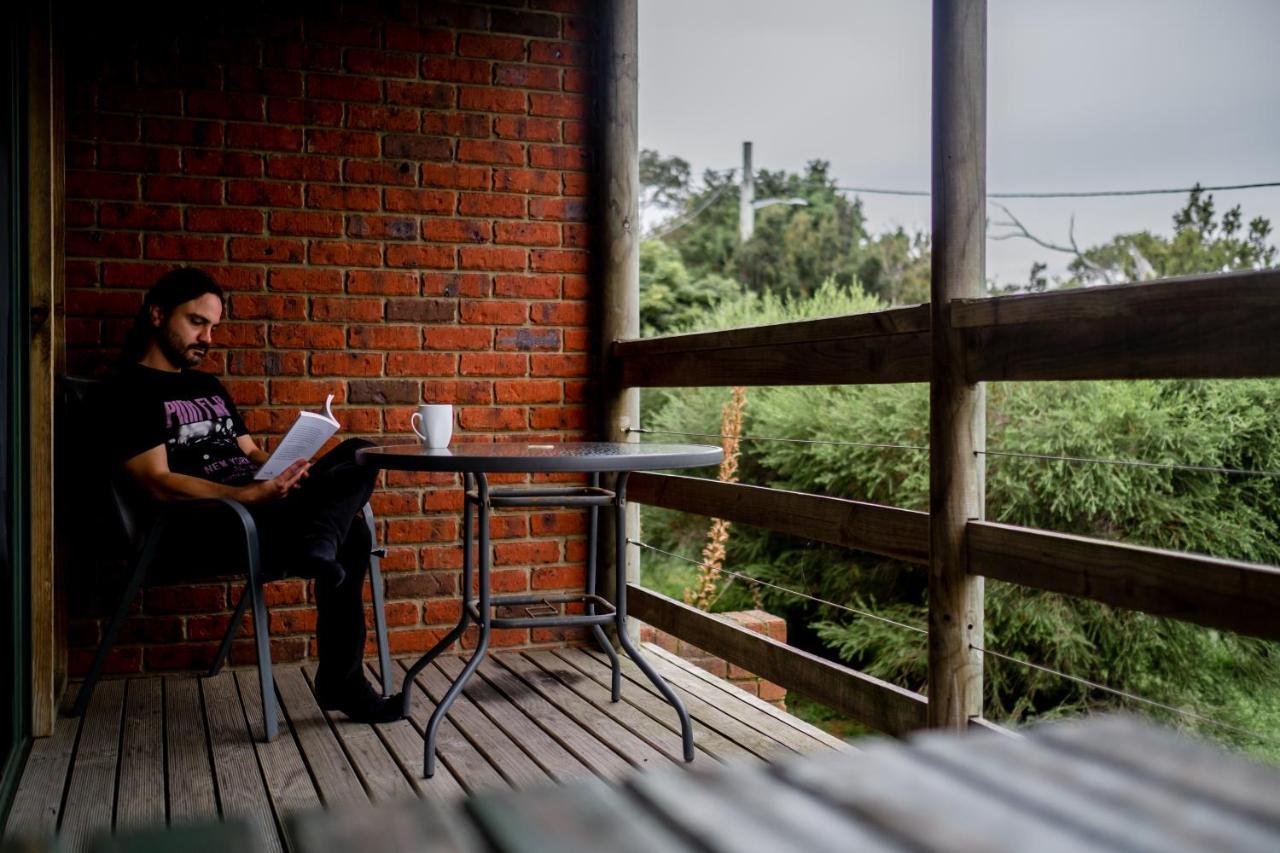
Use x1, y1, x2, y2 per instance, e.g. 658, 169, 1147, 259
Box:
1068, 187, 1277, 285
638, 240, 739, 336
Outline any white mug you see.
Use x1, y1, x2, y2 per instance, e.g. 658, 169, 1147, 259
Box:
410, 404, 453, 449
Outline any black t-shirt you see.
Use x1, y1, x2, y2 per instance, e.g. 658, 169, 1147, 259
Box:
106, 363, 257, 486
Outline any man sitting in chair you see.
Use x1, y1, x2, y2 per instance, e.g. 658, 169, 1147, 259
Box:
105, 267, 404, 723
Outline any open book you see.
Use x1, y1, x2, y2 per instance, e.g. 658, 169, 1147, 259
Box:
254, 394, 340, 480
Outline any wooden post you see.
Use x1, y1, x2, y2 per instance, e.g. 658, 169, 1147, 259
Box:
928, 0, 986, 729
596, 0, 640, 624
27, 0, 62, 738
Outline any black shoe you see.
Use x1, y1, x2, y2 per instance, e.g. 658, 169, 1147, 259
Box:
317, 679, 405, 724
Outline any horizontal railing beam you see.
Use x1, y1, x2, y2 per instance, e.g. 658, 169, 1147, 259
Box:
629, 473, 929, 565
628, 585, 930, 736
614, 305, 930, 387
968, 521, 1280, 642
955, 269, 1280, 381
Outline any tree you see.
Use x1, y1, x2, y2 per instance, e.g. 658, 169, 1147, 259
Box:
638, 240, 739, 336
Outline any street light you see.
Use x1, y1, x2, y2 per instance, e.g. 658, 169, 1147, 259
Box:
739, 141, 809, 242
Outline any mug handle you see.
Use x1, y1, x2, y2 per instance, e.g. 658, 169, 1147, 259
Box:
410, 411, 426, 441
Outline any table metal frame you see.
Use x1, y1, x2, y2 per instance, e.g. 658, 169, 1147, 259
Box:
396, 468, 695, 778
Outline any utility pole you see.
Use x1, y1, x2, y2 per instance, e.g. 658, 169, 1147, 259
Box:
739, 140, 754, 243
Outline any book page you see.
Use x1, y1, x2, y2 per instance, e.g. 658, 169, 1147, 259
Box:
254, 395, 341, 480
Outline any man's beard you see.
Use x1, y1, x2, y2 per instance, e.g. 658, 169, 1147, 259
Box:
156, 327, 207, 369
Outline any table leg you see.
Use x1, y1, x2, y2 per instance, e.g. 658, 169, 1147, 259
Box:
423, 472, 492, 778
611, 472, 695, 762
586, 471, 622, 699
400, 472, 475, 720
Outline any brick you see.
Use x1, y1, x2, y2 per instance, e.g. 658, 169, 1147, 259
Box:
384, 134, 453, 161
387, 25, 454, 54
387, 518, 458, 544
530, 197, 588, 221
459, 406, 526, 430
496, 222, 560, 246
368, 489, 421, 516
307, 73, 382, 102
145, 643, 220, 672
564, 68, 588, 93
143, 176, 221, 204
530, 300, 587, 325
345, 48, 419, 78
187, 91, 265, 121
144, 583, 228, 614
459, 86, 525, 114
422, 57, 490, 84
458, 247, 526, 271
494, 63, 561, 91
229, 237, 305, 264
226, 65, 303, 97
494, 380, 560, 404
531, 249, 589, 273
530, 406, 586, 430
310, 296, 384, 322
491, 10, 561, 38
184, 150, 264, 178
563, 275, 590, 299
344, 160, 417, 187
98, 203, 182, 230
531, 353, 588, 377
758, 681, 788, 703
531, 511, 586, 535
531, 564, 585, 590
307, 184, 380, 211
494, 169, 562, 198
230, 350, 307, 376
346, 104, 420, 133
385, 188, 454, 215
563, 223, 590, 248
270, 379, 345, 405
310, 352, 383, 376
64, 289, 142, 316
228, 294, 306, 320
424, 327, 491, 351
496, 326, 563, 350
494, 540, 560, 566
307, 129, 381, 158
459, 192, 526, 218
186, 207, 265, 234
227, 180, 303, 208
349, 379, 420, 405
266, 155, 342, 182
270, 323, 345, 349
348, 214, 418, 240
269, 268, 343, 293
424, 272, 490, 298
348, 270, 419, 295
422, 218, 492, 243
349, 324, 420, 350
492, 117, 559, 145
270, 608, 317, 635
309, 241, 383, 267
387, 245, 455, 269
97, 143, 181, 173
269, 210, 343, 237
386, 81, 456, 109
457, 140, 524, 166
529, 40, 586, 66
144, 118, 221, 148
494, 274, 561, 299
460, 300, 527, 325
67, 171, 140, 201
423, 112, 490, 139
460, 353, 527, 377
423, 164, 490, 191
387, 298, 456, 323
143, 234, 222, 261
225, 123, 304, 152
458, 34, 526, 61
387, 352, 457, 377
529, 144, 589, 171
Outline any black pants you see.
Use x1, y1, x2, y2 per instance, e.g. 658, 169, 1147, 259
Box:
195, 437, 379, 693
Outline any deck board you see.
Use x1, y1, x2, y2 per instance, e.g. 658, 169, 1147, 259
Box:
4, 649, 845, 851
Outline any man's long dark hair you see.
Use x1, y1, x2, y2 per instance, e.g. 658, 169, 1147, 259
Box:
119, 268, 225, 365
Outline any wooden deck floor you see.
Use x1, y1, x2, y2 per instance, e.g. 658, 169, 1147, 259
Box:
5, 644, 850, 853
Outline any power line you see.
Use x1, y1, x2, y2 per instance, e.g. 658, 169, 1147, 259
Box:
836, 180, 1280, 199
627, 427, 928, 454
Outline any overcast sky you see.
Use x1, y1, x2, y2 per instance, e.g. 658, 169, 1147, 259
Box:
638, 0, 1280, 288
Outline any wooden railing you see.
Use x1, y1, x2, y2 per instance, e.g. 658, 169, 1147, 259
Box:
614, 269, 1280, 736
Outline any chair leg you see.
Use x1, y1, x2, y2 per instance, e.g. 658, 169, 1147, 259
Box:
73, 521, 166, 717
209, 582, 252, 677
362, 504, 393, 697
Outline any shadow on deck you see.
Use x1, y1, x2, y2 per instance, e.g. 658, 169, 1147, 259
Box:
5, 644, 849, 853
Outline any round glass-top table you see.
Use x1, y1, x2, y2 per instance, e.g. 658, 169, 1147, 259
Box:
356, 441, 723, 777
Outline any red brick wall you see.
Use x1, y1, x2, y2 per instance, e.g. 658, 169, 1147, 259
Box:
61, 1, 599, 675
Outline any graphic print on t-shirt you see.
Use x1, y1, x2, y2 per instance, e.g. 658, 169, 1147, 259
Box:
163, 394, 255, 482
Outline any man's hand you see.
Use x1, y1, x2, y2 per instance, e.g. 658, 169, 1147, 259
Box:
236, 459, 310, 504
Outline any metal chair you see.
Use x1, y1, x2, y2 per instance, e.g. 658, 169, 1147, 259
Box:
61, 375, 394, 741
